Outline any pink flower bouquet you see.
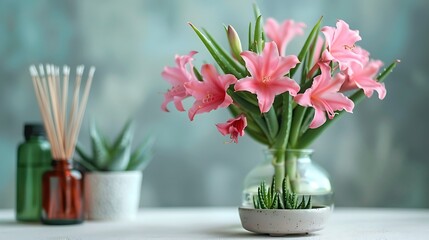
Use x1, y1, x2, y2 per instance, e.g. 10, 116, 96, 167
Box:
161, 6, 398, 191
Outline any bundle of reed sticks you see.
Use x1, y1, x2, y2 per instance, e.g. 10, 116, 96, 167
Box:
29, 64, 95, 161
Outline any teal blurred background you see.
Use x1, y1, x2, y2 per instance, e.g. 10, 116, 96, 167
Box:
1, 0, 428, 208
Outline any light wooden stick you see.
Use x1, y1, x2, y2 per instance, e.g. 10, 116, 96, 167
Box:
29, 64, 94, 161
36, 65, 61, 159
62, 66, 70, 157
30, 66, 59, 159
67, 67, 95, 157
66, 66, 83, 157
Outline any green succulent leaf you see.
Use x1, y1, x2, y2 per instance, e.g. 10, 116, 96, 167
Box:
75, 158, 98, 172
253, 195, 259, 209
112, 120, 134, 151
258, 186, 268, 209
253, 177, 313, 209
105, 143, 131, 171
127, 137, 155, 171
75, 143, 92, 163
298, 196, 306, 209
90, 122, 110, 170
305, 196, 312, 209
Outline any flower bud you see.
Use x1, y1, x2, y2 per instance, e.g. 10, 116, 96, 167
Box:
227, 25, 243, 62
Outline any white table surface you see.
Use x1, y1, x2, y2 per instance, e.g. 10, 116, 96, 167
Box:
0, 208, 428, 239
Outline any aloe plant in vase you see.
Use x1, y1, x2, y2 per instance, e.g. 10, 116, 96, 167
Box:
161, 4, 397, 235
76, 121, 154, 220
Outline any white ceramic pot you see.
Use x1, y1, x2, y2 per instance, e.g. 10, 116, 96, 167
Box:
84, 171, 142, 220
238, 206, 331, 236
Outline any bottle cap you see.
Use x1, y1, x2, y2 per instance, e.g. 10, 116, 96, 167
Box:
24, 123, 46, 141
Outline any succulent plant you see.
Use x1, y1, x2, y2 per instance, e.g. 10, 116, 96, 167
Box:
76, 121, 154, 171
253, 176, 312, 209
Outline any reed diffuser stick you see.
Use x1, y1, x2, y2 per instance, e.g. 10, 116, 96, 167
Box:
29, 64, 95, 161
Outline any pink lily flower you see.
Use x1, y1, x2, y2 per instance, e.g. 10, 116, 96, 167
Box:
321, 20, 363, 74
264, 18, 306, 56
161, 51, 198, 112
216, 114, 247, 143
185, 64, 237, 121
295, 63, 354, 129
340, 47, 386, 99
235, 42, 300, 113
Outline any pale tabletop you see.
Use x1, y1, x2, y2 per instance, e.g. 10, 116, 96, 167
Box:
0, 208, 428, 239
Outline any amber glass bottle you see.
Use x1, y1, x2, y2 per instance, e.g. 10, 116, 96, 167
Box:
41, 160, 84, 225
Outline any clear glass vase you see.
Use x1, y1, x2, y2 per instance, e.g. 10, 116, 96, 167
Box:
242, 149, 333, 208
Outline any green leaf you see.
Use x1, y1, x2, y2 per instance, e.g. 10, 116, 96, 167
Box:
306, 37, 325, 80
253, 15, 263, 54
258, 186, 267, 209
245, 127, 270, 145
299, 108, 314, 137
75, 143, 92, 163
203, 29, 247, 77
248, 22, 253, 51
252, 3, 266, 42
105, 143, 131, 171
290, 17, 323, 78
300, 50, 309, 84
305, 196, 312, 209
270, 176, 275, 201
290, 192, 298, 209
112, 120, 134, 152
234, 91, 259, 108
263, 108, 279, 140
189, 23, 242, 76
127, 137, 155, 171
298, 196, 306, 209
90, 123, 110, 170
270, 192, 279, 209
75, 158, 98, 171
193, 66, 203, 81
284, 190, 292, 209
261, 182, 268, 206
230, 92, 273, 144
253, 195, 260, 209
277, 193, 284, 209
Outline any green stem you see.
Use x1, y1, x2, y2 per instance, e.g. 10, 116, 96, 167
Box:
285, 151, 298, 192
272, 149, 285, 192
288, 106, 306, 148
273, 94, 293, 149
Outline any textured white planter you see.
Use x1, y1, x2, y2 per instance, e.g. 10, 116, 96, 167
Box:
84, 171, 142, 220
239, 206, 331, 236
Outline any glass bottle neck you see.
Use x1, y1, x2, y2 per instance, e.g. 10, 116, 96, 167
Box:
26, 135, 47, 142
51, 160, 73, 170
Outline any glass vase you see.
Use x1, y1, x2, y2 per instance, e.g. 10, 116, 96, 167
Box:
41, 160, 84, 225
242, 149, 333, 208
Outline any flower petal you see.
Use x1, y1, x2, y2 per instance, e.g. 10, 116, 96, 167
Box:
309, 108, 327, 129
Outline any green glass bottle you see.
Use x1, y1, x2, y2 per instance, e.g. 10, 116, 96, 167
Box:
16, 123, 52, 221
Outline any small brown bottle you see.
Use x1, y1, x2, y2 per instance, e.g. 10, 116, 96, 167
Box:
41, 160, 84, 225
